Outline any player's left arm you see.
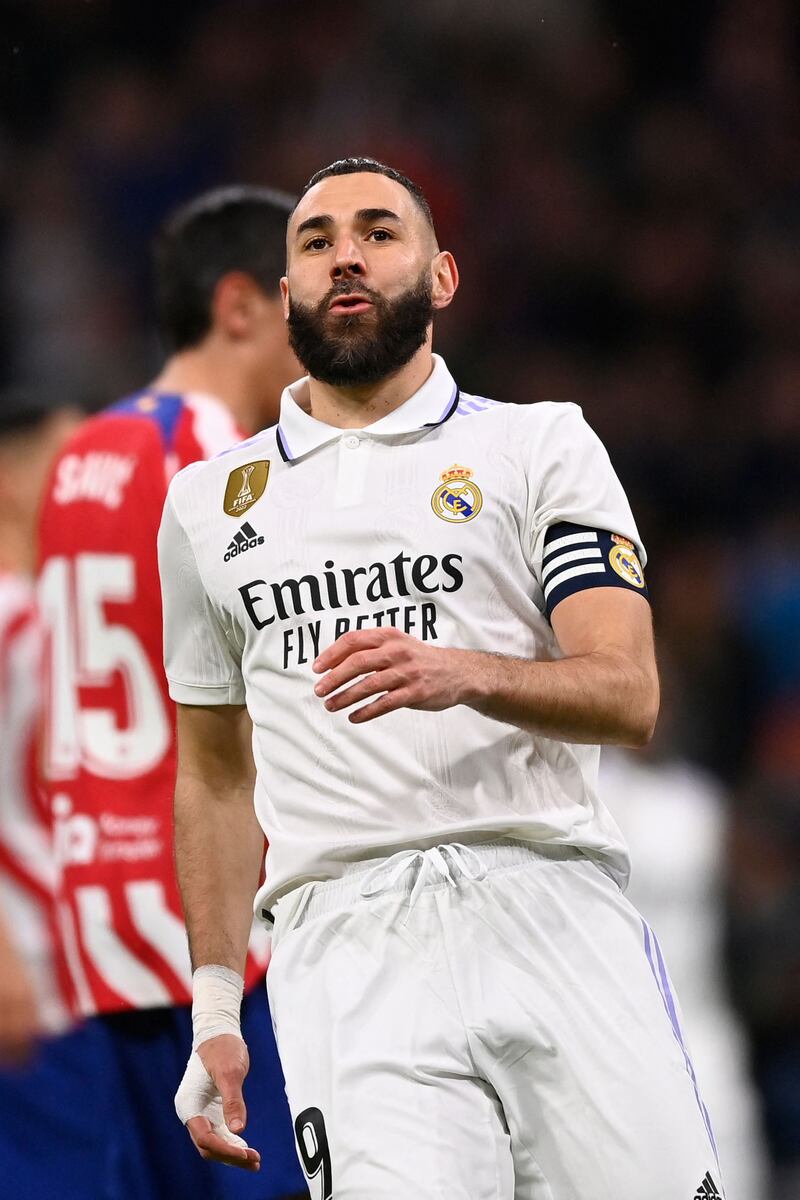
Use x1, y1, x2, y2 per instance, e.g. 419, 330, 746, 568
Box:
312, 586, 658, 746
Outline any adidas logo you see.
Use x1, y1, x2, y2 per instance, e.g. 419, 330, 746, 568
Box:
694, 1171, 722, 1199
224, 520, 265, 562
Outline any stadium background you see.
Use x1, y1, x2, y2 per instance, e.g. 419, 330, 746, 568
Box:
1, 0, 798, 1194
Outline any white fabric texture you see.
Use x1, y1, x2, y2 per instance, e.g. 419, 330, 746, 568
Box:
190, 964, 244, 1049
267, 842, 723, 1200
359, 843, 487, 912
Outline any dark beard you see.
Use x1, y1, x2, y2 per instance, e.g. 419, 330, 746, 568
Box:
287, 272, 434, 387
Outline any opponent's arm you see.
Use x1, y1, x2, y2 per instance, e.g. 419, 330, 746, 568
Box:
174, 701, 264, 1172
0, 911, 39, 1065
313, 587, 658, 746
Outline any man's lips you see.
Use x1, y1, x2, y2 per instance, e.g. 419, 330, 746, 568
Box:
328, 294, 374, 315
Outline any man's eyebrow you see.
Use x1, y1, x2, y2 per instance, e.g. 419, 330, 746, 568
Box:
294, 213, 334, 239
355, 207, 402, 225
293, 207, 403, 240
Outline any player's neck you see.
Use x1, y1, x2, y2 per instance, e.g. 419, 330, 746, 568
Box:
0, 517, 33, 577
306, 344, 435, 429
154, 347, 260, 435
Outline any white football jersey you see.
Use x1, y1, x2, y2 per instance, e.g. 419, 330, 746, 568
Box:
158, 356, 647, 911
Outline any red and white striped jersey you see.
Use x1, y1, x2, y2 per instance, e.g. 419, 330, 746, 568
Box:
38, 391, 270, 1015
0, 572, 73, 1032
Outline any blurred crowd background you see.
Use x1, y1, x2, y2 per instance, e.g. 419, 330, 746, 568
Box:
1, 0, 798, 1194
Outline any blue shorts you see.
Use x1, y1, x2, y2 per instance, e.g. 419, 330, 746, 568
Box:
0, 1019, 121, 1200
0, 983, 308, 1200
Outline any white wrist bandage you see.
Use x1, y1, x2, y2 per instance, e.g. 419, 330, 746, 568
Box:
175, 965, 249, 1141
190, 964, 244, 1051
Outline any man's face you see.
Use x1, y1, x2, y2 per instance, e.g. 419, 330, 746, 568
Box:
282, 172, 440, 387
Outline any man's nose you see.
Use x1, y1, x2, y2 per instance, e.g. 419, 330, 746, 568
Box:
331, 235, 365, 280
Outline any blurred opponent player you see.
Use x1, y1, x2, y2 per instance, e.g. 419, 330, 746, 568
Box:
161, 159, 724, 1199
38, 189, 308, 1199
0, 388, 101, 1198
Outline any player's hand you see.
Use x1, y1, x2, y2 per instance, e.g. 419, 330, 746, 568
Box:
313, 627, 477, 723
0, 951, 40, 1066
176, 1034, 261, 1171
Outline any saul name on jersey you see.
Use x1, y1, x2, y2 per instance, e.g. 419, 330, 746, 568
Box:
52, 452, 137, 509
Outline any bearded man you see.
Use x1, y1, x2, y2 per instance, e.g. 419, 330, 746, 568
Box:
160, 159, 724, 1200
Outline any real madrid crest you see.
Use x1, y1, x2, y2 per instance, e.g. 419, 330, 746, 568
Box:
223, 460, 270, 518
609, 542, 645, 588
431, 464, 483, 523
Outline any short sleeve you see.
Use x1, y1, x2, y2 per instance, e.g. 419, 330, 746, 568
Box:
158, 487, 246, 705
525, 404, 648, 612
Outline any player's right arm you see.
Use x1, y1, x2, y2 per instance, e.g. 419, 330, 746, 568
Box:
174, 702, 264, 1170
158, 482, 262, 1170
174, 703, 260, 975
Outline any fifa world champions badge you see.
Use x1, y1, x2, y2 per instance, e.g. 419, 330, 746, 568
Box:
431, 465, 483, 523
223, 460, 270, 517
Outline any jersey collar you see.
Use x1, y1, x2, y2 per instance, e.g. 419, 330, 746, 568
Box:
275, 355, 459, 463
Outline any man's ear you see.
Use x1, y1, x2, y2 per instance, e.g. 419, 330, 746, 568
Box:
211, 272, 261, 340
431, 251, 459, 311
280, 277, 290, 321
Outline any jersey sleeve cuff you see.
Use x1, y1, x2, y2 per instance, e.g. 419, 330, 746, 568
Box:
541, 523, 649, 619
167, 678, 246, 705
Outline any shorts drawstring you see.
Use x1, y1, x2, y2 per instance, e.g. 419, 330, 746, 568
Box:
358, 843, 488, 914
269, 840, 585, 935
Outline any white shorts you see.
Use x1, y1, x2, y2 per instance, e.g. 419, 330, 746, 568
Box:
267, 841, 723, 1200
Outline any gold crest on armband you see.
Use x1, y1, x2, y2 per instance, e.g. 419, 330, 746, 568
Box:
609, 544, 645, 588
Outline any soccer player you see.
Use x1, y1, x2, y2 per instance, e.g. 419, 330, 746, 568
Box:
160, 159, 724, 1199
38, 189, 308, 1199
0, 388, 103, 1197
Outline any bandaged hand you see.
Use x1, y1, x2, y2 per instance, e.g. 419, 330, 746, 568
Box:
175, 966, 261, 1171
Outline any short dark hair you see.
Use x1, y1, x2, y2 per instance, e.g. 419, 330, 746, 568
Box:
299, 158, 436, 234
0, 385, 72, 438
154, 185, 296, 352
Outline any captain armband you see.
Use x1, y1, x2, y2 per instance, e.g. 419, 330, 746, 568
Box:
541, 522, 649, 620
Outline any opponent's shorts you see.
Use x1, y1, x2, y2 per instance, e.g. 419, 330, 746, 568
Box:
99, 982, 308, 1200
0, 984, 307, 1200
267, 840, 724, 1200
0, 1020, 123, 1200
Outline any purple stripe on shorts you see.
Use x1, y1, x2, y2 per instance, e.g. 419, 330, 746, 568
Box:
642, 920, 719, 1165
